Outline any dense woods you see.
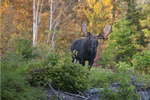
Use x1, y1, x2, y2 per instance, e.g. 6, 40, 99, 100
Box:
1, 0, 150, 100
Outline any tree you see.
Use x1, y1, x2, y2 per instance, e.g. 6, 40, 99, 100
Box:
74, 0, 114, 34
1, 0, 33, 53
120, 0, 148, 50
139, 0, 150, 51
33, 0, 44, 52
46, 0, 72, 50
99, 17, 136, 67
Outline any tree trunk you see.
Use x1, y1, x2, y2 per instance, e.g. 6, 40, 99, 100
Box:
47, 0, 53, 44
33, 0, 37, 52
33, 0, 44, 53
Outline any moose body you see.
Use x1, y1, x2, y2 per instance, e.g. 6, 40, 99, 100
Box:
71, 34, 100, 67
71, 23, 111, 70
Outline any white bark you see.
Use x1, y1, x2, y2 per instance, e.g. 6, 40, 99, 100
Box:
33, 0, 44, 51
47, 0, 53, 44
33, 0, 37, 48
47, 0, 72, 50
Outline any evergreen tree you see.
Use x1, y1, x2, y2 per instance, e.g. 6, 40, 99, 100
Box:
139, 0, 150, 51
98, 17, 136, 67
124, 0, 148, 49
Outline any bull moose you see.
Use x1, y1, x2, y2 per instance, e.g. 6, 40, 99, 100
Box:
71, 23, 112, 69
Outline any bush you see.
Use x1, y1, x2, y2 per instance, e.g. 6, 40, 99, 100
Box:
1, 53, 46, 100
88, 68, 120, 88
88, 62, 133, 88
100, 77, 139, 100
14, 38, 36, 60
98, 62, 139, 100
42, 52, 60, 66
132, 51, 150, 74
98, 18, 136, 67
26, 52, 89, 93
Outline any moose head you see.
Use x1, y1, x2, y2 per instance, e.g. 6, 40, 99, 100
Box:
71, 23, 112, 70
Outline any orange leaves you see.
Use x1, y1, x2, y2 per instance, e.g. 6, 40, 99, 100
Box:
4, 1, 8, 8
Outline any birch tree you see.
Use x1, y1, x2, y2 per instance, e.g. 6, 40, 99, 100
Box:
33, 0, 44, 52
47, 0, 72, 50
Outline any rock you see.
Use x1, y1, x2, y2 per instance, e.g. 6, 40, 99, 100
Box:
109, 86, 118, 93
138, 91, 150, 100
89, 88, 103, 94
111, 82, 120, 87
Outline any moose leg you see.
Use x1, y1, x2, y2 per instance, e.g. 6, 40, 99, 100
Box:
72, 57, 75, 63
88, 60, 94, 70
79, 58, 85, 66
81, 61, 85, 66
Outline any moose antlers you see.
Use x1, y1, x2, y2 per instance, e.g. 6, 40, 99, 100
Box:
104, 24, 112, 39
82, 22, 87, 37
81, 22, 112, 39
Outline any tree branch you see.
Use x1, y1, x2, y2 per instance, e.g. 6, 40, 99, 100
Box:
46, 81, 63, 100
38, 0, 44, 27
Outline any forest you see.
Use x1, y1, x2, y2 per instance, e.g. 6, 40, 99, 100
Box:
1, 0, 150, 100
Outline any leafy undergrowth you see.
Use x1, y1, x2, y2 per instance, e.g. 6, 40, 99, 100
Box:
89, 61, 150, 88
88, 63, 150, 100
26, 52, 89, 93
1, 53, 46, 100
1, 51, 150, 100
88, 68, 119, 88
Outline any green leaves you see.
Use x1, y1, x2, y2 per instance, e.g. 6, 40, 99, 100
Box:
26, 52, 89, 93
132, 51, 150, 74
14, 38, 34, 60
99, 73, 139, 100
1, 53, 46, 100
99, 18, 136, 67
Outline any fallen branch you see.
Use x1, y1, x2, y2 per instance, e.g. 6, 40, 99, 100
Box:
46, 81, 63, 100
76, 89, 84, 96
137, 86, 146, 100
64, 91, 88, 99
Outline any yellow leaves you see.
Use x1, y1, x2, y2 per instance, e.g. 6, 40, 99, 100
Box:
1, 1, 9, 15
94, 1, 102, 14
83, 0, 113, 34
104, 0, 113, 10
59, 59, 64, 63
142, 29, 150, 37
4, 2, 8, 8
104, 0, 110, 6
110, 5, 113, 10
88, 0, 96, 8
140, 14, 150, 42
11, 33, 18, 39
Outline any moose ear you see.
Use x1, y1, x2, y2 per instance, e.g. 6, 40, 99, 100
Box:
97, 33, 104, 39
87, 32, 92, 37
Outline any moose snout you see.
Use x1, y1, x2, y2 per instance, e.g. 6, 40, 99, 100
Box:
91, 41, 98, 48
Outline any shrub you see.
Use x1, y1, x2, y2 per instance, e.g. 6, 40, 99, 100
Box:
26, 52, 89, 93
1, 53, 46, 100
88, 68, 120, 88
42, 52, 60, 66
132, 51, 150, 74
100, 77, 139, 100
14, 38, 36, 60
99, 62, 139, 100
